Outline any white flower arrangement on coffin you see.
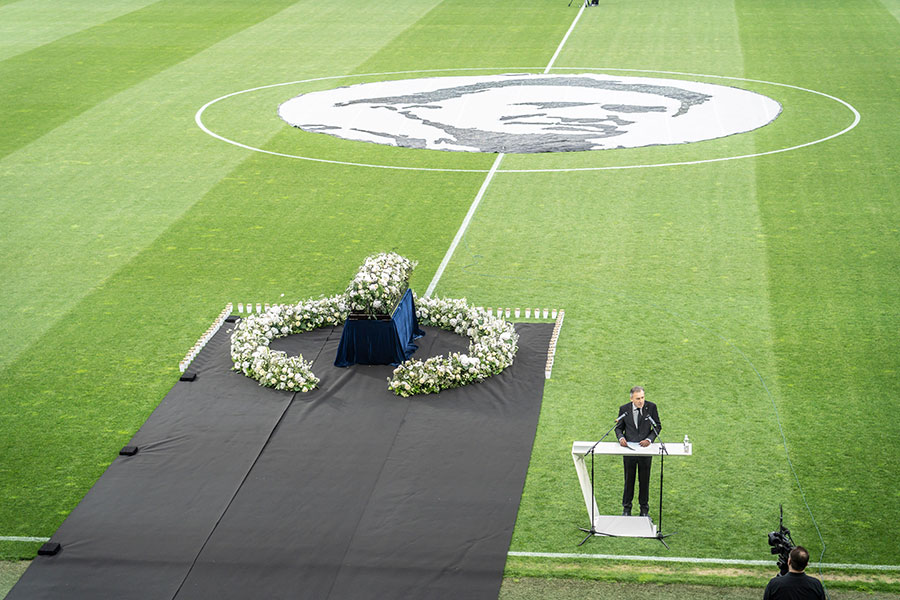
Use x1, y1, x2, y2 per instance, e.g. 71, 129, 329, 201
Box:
388, 296, 519, 397
230, 295, 348, 392
346, 252, 417, 318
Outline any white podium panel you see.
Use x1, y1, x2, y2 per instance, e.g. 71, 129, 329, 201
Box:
572, 441, 692, 457
572, 440, 692, 540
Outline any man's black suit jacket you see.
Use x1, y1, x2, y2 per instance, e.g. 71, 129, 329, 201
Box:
615, 401, 661, 443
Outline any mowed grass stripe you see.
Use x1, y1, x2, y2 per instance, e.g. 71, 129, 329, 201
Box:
431, 0, 797, 559
0, 0, 452, 540
0, 0, 300, 160
737, 0, 900, 565
877, 0, 900, 23
0, 0, 162, 62
351, 0, 577, 74
0, 0, 444, 371
0, 0, 461, 555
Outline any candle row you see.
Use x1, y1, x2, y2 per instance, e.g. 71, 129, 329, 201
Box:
235, 302, 269, 314
178, 303, 233, 373
479, 307, 559, 320
231, 302, 560, 321
545, 309, 565, 380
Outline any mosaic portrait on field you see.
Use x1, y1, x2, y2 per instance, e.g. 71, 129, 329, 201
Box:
278, 73, 782, 153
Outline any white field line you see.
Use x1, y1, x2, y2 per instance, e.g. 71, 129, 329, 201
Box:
545, 4, 585, 74
508, 551, 900, 572
423, 152, 504, 297
2, 536, 896, 571
423, 6, 585, 297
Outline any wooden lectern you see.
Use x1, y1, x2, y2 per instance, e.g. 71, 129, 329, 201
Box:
571, 440, 692, 547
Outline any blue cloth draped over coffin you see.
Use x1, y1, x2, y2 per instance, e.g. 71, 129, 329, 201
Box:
335, 289, 425, 367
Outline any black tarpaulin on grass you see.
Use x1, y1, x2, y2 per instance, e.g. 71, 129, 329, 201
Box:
9, 322, 552, 600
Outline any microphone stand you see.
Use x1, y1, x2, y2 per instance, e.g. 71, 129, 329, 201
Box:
647, 417, 673, 549
578, 417, 622, 546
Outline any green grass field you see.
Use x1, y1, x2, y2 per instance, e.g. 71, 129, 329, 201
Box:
1, 0, 898, 594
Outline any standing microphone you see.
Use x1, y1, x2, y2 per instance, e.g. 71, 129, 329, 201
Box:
588, 413, 626, 456
644, 414, 666, 454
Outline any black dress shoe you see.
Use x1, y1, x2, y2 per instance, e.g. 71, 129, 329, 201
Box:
622, 509, 631, 516
639, 509, 649, 517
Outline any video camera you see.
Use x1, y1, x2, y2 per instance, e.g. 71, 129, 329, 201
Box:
767, 505, 796, 575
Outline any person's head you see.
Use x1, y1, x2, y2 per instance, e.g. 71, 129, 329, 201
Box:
788, 546, 810, 572
630, 386, 645, 408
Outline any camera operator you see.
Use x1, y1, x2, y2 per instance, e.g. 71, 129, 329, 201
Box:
763, 546, 826, 600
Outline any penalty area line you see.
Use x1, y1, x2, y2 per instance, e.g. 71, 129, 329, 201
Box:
508, 551, 900, 572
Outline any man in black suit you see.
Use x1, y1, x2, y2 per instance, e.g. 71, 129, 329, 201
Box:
615, 386, 661, 517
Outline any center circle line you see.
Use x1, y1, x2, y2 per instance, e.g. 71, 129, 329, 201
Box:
194, 67, 860, 173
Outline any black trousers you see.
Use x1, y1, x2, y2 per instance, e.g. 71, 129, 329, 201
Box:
622, 455, 652, 512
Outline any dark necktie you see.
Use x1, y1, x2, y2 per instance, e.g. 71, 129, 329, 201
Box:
633, 408, 640, 429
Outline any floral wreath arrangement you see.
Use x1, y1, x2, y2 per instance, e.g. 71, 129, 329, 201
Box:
230, 295, 348, 392
230, 253, 519, 395
388, 296, 518, 397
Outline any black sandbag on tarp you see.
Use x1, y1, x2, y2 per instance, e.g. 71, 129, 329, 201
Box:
9, 323, 552, 600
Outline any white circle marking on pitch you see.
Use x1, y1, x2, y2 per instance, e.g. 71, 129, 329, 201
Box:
194, 68, 860, 172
